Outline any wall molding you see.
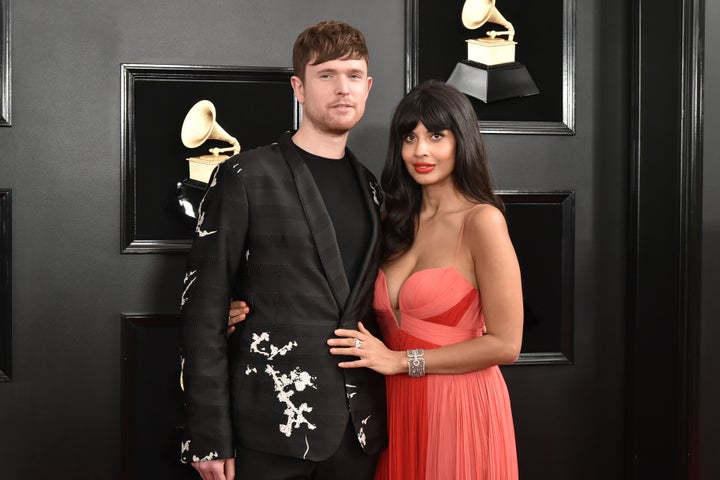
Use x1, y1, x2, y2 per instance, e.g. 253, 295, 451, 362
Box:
626, 0, 704, 477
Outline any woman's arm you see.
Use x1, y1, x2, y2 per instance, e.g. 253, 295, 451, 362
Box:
422, 204, 523, 372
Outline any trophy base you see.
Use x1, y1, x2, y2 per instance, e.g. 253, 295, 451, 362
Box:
466, 37, 517, 66
186, 155, 228, 184
173, 178, 208, 219
446, 60, 539, 103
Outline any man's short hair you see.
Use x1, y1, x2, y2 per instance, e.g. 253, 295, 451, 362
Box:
292, 20, 369, 80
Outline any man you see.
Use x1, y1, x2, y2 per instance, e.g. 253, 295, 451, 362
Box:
179, 20, 387, 480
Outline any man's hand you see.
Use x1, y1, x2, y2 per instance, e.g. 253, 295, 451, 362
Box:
227, 300, 249, 335
192, 457, 235, 480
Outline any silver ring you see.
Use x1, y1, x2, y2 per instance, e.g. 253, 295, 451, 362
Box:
354, 338, 363, 349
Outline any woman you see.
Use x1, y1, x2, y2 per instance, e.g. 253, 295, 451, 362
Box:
327, 81, 523, 480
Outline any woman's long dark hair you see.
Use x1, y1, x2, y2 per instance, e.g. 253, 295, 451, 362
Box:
380, 81, 504, 263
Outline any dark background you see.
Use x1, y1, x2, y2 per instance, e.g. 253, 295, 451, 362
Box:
0, 1, 717, 479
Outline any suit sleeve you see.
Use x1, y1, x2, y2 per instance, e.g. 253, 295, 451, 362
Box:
179, 160, 248, 463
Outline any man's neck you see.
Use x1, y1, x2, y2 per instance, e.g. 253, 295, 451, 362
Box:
292, 126, 349, 160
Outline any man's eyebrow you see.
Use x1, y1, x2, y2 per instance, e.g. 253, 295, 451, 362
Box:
315, 67, 366, 75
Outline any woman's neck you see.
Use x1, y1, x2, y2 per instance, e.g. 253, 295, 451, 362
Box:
419, 184, 474, 217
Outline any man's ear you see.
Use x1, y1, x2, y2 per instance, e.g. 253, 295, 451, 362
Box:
290, 76, 305, 103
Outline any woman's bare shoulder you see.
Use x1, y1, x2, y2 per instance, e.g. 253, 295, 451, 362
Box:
463, 204, 510, 241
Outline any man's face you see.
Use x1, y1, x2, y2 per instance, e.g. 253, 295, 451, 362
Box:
291, 57, 373, 136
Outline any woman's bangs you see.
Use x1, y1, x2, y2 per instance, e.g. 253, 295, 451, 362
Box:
396, 97, 452, 135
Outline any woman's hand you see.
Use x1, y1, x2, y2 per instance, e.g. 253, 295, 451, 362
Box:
328, 322, 406, 376
227, 300, 249, 336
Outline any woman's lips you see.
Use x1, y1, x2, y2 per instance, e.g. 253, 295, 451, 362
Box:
413, 162, 435, 173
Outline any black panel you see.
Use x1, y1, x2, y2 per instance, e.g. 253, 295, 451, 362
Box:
406, 0, 575, 134
121, 64, 299, 253
121, 314, 197, 480
0, 189, 10, 381
499, 191, 575, 365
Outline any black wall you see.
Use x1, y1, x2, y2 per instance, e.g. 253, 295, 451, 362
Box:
0, 1, 716, 479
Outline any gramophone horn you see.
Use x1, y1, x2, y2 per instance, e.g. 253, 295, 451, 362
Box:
181, 100, 239, 154
462, 0, 512, 31
462, 0, 495, 29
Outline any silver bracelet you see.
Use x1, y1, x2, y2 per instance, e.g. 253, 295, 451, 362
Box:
407, 349, 426, 377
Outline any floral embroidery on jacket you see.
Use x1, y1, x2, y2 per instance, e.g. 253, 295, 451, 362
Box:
245, 331, 318, 439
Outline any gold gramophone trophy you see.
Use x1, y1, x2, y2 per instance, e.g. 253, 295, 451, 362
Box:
180, 99, 240, 184
446, 0, 538, 103
171, 100, 241, 220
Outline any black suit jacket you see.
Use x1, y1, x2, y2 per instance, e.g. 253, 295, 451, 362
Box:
179, 132, 387, 464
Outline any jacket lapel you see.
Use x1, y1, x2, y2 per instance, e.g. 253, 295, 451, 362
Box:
279, 134, 351, 310
342, 151, 382, 309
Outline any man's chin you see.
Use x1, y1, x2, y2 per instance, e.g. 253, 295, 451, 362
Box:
324, 127, 353, 137
322, 120, 360, 136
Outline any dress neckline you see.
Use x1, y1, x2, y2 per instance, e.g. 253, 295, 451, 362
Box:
378, 267, 474, 314
378, 204, 484, 320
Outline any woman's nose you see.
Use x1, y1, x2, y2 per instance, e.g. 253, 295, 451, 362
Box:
413, 139, 429, 156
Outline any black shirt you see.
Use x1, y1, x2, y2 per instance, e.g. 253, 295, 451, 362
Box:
297, 145, 371, 290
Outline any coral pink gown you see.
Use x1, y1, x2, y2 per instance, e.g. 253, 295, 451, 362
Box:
372, 217, 519, 480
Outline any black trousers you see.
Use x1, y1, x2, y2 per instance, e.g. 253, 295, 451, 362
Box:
234, 420, 380, 480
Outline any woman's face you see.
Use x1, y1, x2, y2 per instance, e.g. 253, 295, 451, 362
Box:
401, 121, 457, 187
